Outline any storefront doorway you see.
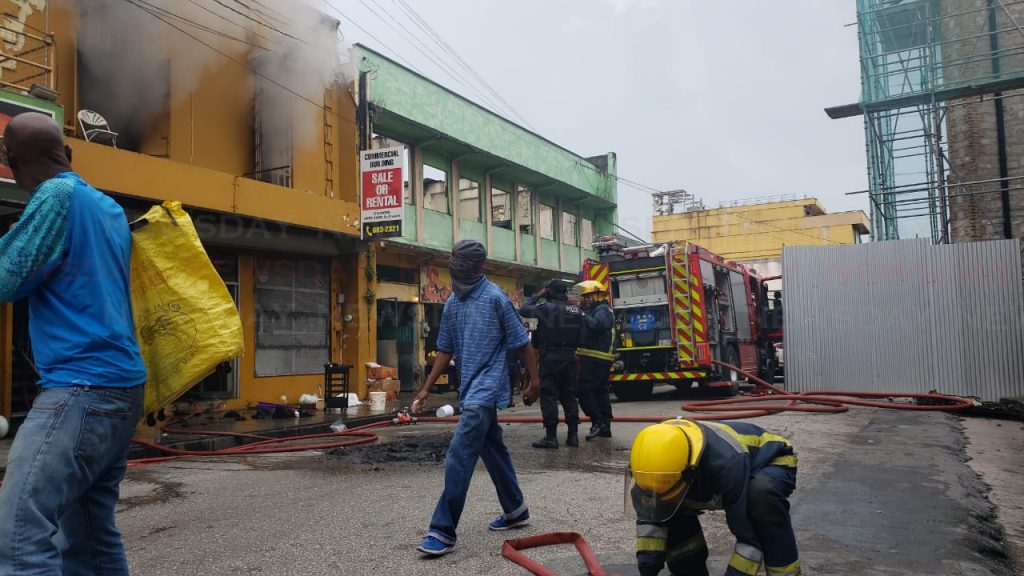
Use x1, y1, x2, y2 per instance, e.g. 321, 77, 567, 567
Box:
377, 299, 419, 392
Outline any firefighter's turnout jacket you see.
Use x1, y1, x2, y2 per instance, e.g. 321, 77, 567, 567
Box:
636, 421, 800, 576
577, 301, 615, 363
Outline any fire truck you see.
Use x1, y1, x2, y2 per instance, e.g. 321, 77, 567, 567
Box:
581, 236, 782, 401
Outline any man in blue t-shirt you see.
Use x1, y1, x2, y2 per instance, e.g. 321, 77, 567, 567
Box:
412, 239, 540, 556
0, 113, 147, 574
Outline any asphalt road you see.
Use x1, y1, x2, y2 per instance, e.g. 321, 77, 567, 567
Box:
116, 386, 1023, 575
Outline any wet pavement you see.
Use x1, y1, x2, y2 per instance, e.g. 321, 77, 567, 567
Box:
16, 385, 1024, 575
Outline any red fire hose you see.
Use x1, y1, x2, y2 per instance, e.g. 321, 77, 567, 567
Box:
502, 532, 616, 576
128, 361, 973, 467
123, 362, 974, 575
677, 360, 975, 419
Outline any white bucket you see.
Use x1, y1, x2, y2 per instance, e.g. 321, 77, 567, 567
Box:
369, 391, 387, 411
436, 404, 455, 418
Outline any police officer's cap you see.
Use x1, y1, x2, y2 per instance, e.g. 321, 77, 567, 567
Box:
544, 279, 568, 295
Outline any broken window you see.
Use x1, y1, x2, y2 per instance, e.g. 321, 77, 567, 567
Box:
580, 217, 594, 249
423, 163, 449, 213
491, 186, 511, 229
539, 204, 554, 240
562, 211, 577, 246
459, 178, 481, 221
517, 185, 534, 234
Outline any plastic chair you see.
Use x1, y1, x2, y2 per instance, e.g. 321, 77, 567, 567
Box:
77, 109, 118, 147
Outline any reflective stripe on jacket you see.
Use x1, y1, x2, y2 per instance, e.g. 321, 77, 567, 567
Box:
577, 302, 615, 363
635, 421, 798, 575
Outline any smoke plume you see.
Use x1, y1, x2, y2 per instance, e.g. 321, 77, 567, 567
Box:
74, 0, 354, 157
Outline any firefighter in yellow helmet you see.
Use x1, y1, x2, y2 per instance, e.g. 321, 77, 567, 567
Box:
630, 419, 800, 576
574, 280, 615, 440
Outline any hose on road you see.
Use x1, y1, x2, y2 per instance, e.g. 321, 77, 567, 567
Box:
678, 360, 975, 419
127, 360, 972, 467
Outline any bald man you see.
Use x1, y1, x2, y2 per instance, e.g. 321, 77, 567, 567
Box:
0, 113, 146, 575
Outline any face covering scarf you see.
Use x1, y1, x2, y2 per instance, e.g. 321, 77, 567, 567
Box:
449, 239, 487, 300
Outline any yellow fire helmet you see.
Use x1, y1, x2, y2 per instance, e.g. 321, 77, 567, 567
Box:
574, 280, 608, 297
628, 419, 706, 522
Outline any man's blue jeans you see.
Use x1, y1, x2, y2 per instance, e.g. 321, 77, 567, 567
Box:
427, 404, 527, 545
0, 384, 144, 575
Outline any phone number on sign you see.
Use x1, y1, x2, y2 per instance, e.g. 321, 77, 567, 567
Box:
368, 223, 400, 234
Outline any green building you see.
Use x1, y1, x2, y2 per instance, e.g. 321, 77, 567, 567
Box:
355, 44, 618, 391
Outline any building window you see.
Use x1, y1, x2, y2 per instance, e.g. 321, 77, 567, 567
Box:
517, 185, 533, 234
539, 204, 555, 240
491, 186, 511, 229
581, 217, 594, 249
423, 163, 449, 213
459, 178, 481, 221
253, 70, 293, 188
562, 211, 577, 246
254, 257, 330, 376
378, 264, 418, 285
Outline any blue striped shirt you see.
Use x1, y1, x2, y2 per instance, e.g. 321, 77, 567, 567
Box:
437, 278, 529, 408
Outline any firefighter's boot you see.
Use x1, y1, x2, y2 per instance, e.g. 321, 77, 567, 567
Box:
586, 421, 606, 441
532, 428, 559, 449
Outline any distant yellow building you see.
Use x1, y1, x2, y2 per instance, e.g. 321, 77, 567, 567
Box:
651, 197, 870, 277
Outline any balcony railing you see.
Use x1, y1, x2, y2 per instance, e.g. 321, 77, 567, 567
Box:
0, 24, 54, 93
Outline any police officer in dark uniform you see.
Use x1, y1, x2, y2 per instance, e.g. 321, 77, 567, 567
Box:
519, 279, 583, 449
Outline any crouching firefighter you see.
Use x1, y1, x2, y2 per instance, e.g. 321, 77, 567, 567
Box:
629, 419, 800, 576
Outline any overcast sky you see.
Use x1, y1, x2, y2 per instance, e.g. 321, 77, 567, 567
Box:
331, 0, 868, 241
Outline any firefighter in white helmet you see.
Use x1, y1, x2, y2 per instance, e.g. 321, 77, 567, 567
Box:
574, 279, 615, 440
629, 419, 800, 576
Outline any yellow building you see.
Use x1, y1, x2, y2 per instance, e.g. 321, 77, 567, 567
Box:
651, 197, 870, 277
0, 1, 376, 423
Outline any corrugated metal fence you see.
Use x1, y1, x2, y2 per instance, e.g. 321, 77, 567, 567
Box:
782, 239, 1024, 402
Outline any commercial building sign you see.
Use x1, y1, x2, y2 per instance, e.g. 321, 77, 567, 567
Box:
360, 146, 404, 239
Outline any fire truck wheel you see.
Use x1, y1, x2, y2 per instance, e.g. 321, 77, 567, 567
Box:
611, 382, 653, 402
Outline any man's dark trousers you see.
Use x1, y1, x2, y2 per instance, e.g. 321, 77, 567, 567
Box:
538, 348, 579, 430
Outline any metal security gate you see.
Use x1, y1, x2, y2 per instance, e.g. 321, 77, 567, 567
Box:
783, 239, 1024, 402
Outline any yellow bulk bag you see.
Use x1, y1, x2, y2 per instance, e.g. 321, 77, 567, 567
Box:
129, 201, 244, 417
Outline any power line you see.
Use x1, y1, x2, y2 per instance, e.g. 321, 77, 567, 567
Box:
601, 217, 648, 244
236, 0, 290, 28
317, 0, 430, 76
370, 0, 510, 118
121, 0, 359, 131
207, 0, 303, 42
185, 0, 275, 46
129, 0, 263, 48
390, 0, 535, 130
340, 0, 512, 119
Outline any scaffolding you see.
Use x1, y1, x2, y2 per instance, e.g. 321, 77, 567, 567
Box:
854, 0, 1024, 242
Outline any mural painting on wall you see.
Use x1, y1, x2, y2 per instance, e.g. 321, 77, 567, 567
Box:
420, 265, 523, 307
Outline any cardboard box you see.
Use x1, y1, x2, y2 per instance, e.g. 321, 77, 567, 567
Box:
367, 377, 400, 395
368, 365, 398, 380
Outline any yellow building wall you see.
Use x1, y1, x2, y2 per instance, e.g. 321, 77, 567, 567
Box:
652, 200, 869, 262
1, 3, 374, 418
